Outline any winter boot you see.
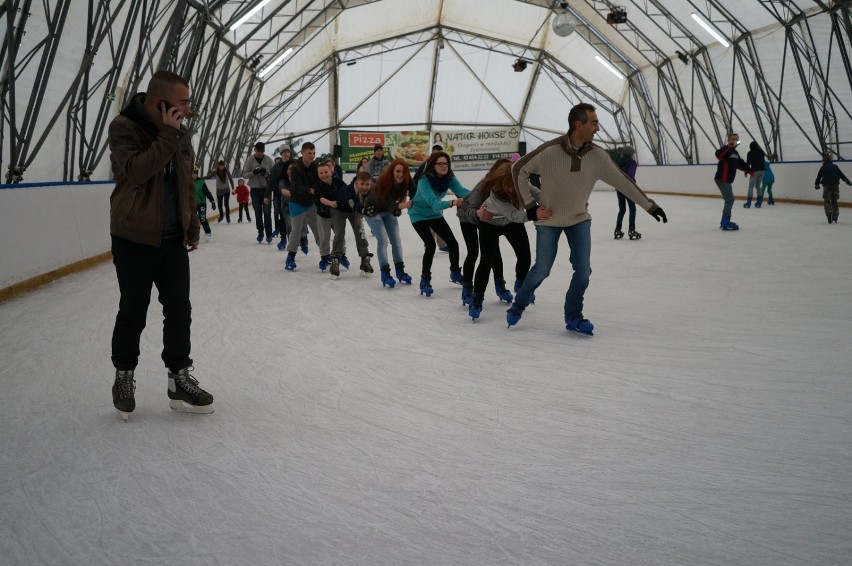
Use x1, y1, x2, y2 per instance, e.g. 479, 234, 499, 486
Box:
468, 292, 484, 321
419, 274, 433, 297
330, 255, 341, 278
112, 369, 136, 421
380, 265, 396, 288
449, 268, 464, 284
284, 251, 297, 271
755, 195, 763, 208
394, 262, 412, 284
494, 279, 513, 303
614, 225, 624, 239
506, 303, 526, 327
299, 237, 309, 255
628, 225, 641, 240
514, 279, 535, 304
461, 282, 473, 306
566, 314, 595, 336
341, 255, 351, 269
743, 198, 752, 208
720, 215, 740, 231
167, 367, 215, 414
360, 253, 374, 276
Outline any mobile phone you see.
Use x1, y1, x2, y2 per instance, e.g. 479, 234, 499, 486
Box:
735, 140, 741, 146
160, 99, 173, 112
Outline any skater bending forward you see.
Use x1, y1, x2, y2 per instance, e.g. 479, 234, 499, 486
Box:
107, 70, 215, 420
507, 102, 667, 336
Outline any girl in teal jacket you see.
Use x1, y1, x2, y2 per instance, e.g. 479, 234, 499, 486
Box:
408, 151, 470, 296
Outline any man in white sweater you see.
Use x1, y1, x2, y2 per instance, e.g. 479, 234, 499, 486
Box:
507, 103, 668, 335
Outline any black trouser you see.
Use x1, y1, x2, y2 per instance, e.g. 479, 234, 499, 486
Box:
473, 222, 531, 295
412, 217, 459, 277
238, 203, 251, 221
460, 221, 504, 286
197, 203, 211, 235
217, 192, 231, 222
272, 191, 283, 233
250, 187, 272, 237
111, 236, 192, 373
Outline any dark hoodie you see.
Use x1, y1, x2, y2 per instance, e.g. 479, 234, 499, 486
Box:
108, 93, 199, 246
746, 142, 766, 172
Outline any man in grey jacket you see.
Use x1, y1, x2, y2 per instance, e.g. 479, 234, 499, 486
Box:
243, 142, 275, 243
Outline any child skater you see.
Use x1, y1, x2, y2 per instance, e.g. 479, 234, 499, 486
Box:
467, 162, 541, 320
233, 178, 251, 223
408, 151, 471, 297
329, 169, 374, 278
361, 160, 414, 288
313, 162, 345, 272
211, 160, 234, 223
761, 160, 775, 205
193, 166, 216, 242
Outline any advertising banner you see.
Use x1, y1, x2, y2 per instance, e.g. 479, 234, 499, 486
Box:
339, 130, 430, 172
431, 127, 521, 170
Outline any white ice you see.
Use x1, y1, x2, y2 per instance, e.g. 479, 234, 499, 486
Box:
1, 192, 850, 565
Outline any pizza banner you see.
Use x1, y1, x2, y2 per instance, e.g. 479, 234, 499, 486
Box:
339, 127, 522, 172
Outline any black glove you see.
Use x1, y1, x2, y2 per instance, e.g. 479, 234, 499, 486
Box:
252, 167, 262, 175
258, 168, 268, 177
815, 185, 820, 190
650, 206, 667, 223
363, 204, 377, 217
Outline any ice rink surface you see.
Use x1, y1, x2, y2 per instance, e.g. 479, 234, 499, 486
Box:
1, 192, 850, 565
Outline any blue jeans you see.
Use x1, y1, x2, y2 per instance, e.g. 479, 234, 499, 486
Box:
364, 212, 403, 268
715, 181, 735, 217
515, 221, 592, 322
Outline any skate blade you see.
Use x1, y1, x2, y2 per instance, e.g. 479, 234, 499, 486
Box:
567, 328, 594, 337
329, 274, 339, 280
169, 400, 215, 414
117, 410, 131, 421
360, 271, 371, 278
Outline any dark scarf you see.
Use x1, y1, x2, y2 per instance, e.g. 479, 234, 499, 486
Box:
426, 172, 452, 194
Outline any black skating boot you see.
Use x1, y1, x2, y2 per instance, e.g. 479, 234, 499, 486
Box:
168, 367, 215, 414
614, 225, 624, 239
112, 369, 136, 421
628, 225, 641, 240
360, 253, 374, 276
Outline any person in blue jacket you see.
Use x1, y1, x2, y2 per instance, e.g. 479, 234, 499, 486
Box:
714, 133, 752, 231
408, 151, 471, 296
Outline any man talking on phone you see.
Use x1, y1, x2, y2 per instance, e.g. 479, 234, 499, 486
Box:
107, 70, 215, 420
714, 132, 752, 231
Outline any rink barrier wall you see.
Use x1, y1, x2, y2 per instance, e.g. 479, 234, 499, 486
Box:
0, 162, 848, 301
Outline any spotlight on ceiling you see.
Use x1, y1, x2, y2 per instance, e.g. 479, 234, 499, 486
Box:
606, 6, 628, 25
513, 59, 528, 72
552, 3, 576, 37
676, 51, 689, 65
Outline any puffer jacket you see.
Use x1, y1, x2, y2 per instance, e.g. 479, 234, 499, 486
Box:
108, 93, 199, 246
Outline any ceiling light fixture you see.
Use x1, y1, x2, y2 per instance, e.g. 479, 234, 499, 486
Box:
230, 0, 273, 31
690, 13, 730, 48
594, 55, 624, 80
258, 48, 293, 78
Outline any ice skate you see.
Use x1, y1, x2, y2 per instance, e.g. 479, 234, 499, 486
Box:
265, 235, 273, 244
318, 255, 332, 272
299, 237, 309, 255
494, 280, 513, 303
341, 256, 351, 269
284, 251, 297, 271
566, 315, 594, 336
380, 265, 396, 288
468, 293, 484, 321
743, 198, 752, 208
461, 283, 473, 306
755, 196, 763, 208
394, 262, 412, 284
720, 216, 740, 231
330, 255, 340, 278
167, 367, 215, 414
419, 275, 433, 297
614, 227, 624, 239
506, 303, 525, 327
112, 369, 136, 421
203, 233, 212, 243
359, 253, 374, 276
256, 233, 263, 243
628, 226, 641, 240
449, 269, 463, 284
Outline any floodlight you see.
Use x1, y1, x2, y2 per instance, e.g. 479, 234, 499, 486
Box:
691, 13, 730, 48
595, 55, 625, 80
230, 0, 273, 31
258, 48, 293, 78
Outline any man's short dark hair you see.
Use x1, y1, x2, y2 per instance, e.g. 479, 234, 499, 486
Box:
432, 144, 443, 151
301, 141, 315, 151
147, 70, 189, 97
567, 103, 596, 134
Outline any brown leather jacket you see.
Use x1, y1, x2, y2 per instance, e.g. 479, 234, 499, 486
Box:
108, 93, 200, 246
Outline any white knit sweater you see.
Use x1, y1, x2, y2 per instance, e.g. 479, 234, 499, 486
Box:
512, 135, 658, 227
